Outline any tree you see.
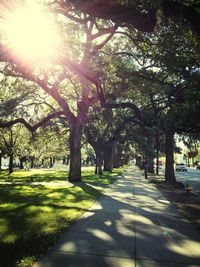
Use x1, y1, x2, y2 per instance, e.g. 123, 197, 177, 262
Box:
84, 106, 128, 174
103, 23, 200, 183
68, 0, 200, 35
0, 3, 120, 182
1, 0, 199, 186
182, 133, 200, 166
0, 125, 31, 173
24, 121, 70, 169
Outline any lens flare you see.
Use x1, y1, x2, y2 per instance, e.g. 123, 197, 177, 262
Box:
0, 0, 61, 64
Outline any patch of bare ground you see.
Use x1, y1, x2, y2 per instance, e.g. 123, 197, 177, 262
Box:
149, 175, 200, 232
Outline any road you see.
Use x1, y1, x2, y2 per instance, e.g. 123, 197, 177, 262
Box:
159, 167, 200, 194
175, 168, 200, 194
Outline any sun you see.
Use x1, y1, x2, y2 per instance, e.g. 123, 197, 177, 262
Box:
1, 0, 61, 64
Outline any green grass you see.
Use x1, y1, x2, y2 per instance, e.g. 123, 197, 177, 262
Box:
0, 168, 68, 183
0, 166, 123, 184
0, 167, 124, 267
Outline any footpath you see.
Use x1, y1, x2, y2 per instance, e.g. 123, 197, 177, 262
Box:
34, 167, 200, 267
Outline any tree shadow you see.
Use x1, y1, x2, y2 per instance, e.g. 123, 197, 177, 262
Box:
39, 169, 200, 267
1, 168, 200, 267
0, 182, 101, 267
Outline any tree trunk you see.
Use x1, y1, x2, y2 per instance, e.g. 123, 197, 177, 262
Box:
62, 156, 66, 165
41, 159, 44, 167
113, 145, 123, 168
0, 154, 2, 170
19, 158, 24, 169
148, 159, 154, 173
9, 153, 14, 174
49, 157, 53, 168
104, 141, 116, 171
156, 133, 159, 175
136, 156, 142, 167
66, 156, 70, 165
192, 157, 194, 167
30, 157, 34, 168
165, 130, 176, 183
124, 155, 129, 165
95, 148, 103, 175
68, 122, 82, 182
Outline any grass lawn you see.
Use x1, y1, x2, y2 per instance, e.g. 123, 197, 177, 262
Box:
0, 167, 124, 267
0, 166, 122, 184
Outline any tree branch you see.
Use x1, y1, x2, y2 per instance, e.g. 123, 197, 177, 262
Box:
0, 45, 107, 124
105, 102, 142, 121
0, 111, 66, 132
92, 27, 117, 53
91, 25, 117, 40
68, 0, 200, 35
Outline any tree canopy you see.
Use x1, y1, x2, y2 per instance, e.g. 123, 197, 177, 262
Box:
0, 0, 200, 184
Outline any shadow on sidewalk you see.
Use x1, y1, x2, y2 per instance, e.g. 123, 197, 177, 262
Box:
34, 169, 200, 267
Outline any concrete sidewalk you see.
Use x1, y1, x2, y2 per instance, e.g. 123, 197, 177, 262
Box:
34, 167, 200, 267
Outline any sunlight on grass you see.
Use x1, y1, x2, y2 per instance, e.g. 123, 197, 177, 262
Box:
0, 184, 100, 266
0, 169, 68, 183
83, 168, 124, 185
0, 203, 23, 210
0, 167, 124, 267
0, 166, 123, 185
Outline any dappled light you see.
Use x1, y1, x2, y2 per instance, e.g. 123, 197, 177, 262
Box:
167, 240, 200, 257
0, 168, 107, 267
87, 229, 113, 241
1, 164, 200, 267
0, 168, 123, 190
0, 0, 199, 264
31, 167, 200, 267
0, 166, 124, 266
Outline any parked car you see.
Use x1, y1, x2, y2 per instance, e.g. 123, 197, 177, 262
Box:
175, 163, 187, 171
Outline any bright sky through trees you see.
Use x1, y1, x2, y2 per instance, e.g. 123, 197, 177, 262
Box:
0, 0, 61, 64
